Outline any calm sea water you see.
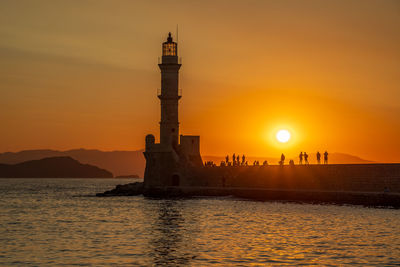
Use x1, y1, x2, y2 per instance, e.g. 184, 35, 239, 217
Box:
0, 178, 399, 266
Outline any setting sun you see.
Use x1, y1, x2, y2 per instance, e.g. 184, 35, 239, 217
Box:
276, 130, 291, 143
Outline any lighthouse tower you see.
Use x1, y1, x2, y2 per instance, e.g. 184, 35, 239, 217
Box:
143, 33, 202, 190
158, 32, 181, 150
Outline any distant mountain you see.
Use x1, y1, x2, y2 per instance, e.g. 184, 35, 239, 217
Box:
0, 157, 113, 178
115, 174, 140, 178
0, 149, 372, 177
0, 149, 145, 177
327, 153, 374, 164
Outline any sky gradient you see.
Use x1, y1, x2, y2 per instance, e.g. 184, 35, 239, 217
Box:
1, 0, 399, 162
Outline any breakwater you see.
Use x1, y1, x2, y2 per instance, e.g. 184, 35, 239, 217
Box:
98, 164, 400, 207
183, 164, 400, 192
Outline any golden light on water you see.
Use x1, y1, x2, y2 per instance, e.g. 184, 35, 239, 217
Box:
276, 129, 291, 143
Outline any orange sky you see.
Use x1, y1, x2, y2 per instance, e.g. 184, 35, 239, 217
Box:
0, 0, 399, 162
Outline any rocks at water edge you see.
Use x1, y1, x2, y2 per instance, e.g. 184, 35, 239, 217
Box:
96, 182, 143, 196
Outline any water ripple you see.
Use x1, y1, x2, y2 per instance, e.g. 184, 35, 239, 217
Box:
0, 178, 400, 266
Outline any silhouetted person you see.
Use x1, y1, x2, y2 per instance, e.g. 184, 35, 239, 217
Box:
299, 152, 303, 165
232, 153, 236, 166
304, 152, 309, 165
262, 160, 268, 166
289, 159, 295, 166
242, 155, 246, 165
316, 151, 321, 164
225, 155, 229, 164
253, 160, 256, 166
206, 161, 215, 167
324, 151, 328, 164
280, 153, 285, 166
236, 155, 240, 165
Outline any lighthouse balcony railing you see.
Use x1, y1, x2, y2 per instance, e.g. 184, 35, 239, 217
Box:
157, 88, 182, 97
158, 57, 182, 64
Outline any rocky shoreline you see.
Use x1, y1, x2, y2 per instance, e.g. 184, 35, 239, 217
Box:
96, 182, 144, 196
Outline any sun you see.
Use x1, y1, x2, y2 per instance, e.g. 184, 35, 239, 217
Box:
276, 129, 291, 143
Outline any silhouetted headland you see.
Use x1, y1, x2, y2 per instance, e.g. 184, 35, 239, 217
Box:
115, 174, 140, 178
0, 149, 145, 177
0, 156, 113, 178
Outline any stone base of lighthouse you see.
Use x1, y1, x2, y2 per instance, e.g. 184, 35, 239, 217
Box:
143, 134, 203, 190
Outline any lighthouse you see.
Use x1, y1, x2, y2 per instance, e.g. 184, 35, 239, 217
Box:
143, 33, 202, 190
158, 32, 181, 150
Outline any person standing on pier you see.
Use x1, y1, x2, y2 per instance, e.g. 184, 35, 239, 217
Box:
232, 153, 236, 166
304, 152, 309, 165
226, 155, 229, 165
324, 151, 329, 164
316, 151, 321, 164
299, 152, 303, 165
280, 154, 285, 166
242, 155, 246, 165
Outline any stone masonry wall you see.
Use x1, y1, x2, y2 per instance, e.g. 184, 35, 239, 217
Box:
183, 164, 400, 193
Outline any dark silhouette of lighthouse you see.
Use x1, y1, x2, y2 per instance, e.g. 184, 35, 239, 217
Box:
143, 32, 202, 189
158, 32, 181, 150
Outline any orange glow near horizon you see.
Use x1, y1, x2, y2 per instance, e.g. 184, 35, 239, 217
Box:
0, 1, 400, 163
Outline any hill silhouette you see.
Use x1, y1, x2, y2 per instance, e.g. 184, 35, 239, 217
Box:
0, 156, 113, 178
0, 149, 372, 177
0, 149, 144, 177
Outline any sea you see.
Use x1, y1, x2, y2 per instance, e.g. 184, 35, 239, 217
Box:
1, 178, 399, 266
